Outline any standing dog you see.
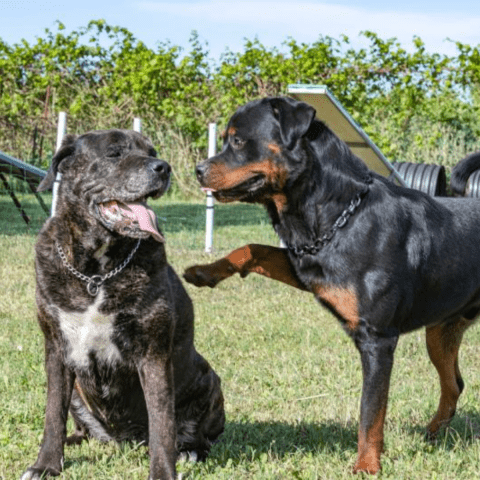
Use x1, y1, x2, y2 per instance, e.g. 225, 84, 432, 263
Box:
22, 130, 224, 480
184, 97, 480, 474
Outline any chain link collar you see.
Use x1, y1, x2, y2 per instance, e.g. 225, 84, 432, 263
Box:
55, 239, 141, 296
286, 175, 372, 258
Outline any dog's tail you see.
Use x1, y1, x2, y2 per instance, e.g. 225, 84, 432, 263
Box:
451, 151, 480, 196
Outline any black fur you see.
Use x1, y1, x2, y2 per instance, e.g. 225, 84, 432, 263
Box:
450, 150, 480, 196
187, 97, 480, 474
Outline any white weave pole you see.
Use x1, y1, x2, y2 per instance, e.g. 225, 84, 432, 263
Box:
51, 111, 67, 217
133, 117, 142, 133
205, 123, 216, 253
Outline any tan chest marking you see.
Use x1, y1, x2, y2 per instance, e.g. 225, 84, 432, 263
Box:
314, 284, 360, 331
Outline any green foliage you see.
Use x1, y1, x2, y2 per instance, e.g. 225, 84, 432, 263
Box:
3, 196, 480, 479
1, 22, 480, 195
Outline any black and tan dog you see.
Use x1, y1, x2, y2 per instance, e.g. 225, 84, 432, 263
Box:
22, 130, 224, 480
184, 97, 480, 474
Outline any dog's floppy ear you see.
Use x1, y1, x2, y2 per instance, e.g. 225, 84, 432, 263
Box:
37, 134, 78, 192
269, 97, 316, 150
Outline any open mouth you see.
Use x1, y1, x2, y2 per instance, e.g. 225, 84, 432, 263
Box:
96, 195, 165, 243
204, 174, 266, 201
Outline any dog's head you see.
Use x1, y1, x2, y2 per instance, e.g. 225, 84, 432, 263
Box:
195, 97, 316, 205
38, 129, 170, 242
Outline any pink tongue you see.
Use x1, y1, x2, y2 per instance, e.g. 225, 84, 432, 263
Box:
103, 201, 165, 243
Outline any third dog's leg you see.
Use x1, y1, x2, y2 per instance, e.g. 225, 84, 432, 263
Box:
425, 319, 471, 438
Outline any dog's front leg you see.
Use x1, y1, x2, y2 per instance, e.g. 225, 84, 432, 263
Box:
352, 330, 398, 475
138, 356, 177, 480
184, 244, 308, 290
21, 336, 75, 479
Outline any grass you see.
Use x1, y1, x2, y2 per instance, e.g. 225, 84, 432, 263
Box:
2, 193, 480, 479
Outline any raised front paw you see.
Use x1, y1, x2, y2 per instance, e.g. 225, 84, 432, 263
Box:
183, 264, 223, 288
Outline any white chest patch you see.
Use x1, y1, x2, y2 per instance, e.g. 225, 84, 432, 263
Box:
58, 290, 122, 369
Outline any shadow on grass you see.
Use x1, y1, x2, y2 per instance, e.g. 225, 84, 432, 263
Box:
407, 408, 480, 451
214, 412, 480, 464
58, 420, 356, 471
63, 455, 97, 470
214, 419, 358, 461
55, 414, 480, 475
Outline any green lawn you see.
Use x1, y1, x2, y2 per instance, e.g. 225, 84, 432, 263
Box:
2, 194, 480, 479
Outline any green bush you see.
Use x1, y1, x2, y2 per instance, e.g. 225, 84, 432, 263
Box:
1, 21, 480, 197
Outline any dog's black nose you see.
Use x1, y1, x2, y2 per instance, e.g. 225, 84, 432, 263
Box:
149, 159, 171, 177
196, 162, 207, 181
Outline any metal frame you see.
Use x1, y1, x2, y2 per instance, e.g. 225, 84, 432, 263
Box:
288, 84, 406, 186
0, 151, 48, 224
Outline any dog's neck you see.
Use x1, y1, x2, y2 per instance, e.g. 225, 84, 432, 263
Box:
267, 126, 372, 249
52, 206, 139, 274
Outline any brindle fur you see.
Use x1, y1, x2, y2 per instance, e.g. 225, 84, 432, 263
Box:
21, 130, 224, 480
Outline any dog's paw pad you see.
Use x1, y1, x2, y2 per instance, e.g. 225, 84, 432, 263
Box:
21, 467, 60, 480
183, 268, 212, 287
178, 450, 198, 463
20, 471, 35, 480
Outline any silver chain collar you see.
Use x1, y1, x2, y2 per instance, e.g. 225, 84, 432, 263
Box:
55, 239, 141, 296
286, 174, 373, 258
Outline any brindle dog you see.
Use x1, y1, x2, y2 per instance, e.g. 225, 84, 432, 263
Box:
21, 130, 224, 480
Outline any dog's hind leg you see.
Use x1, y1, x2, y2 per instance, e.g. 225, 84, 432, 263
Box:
65, 421, 88, 446
425, 318, 472, 438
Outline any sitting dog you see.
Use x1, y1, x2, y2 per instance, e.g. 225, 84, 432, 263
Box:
184, 97, 480, 474
22, 129, 224, 480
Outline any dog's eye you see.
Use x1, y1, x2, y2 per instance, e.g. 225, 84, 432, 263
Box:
106, 146, 123, 158
231, 136, 245, 149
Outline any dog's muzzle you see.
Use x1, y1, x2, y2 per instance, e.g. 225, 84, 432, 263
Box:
98, 200, 165, 243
